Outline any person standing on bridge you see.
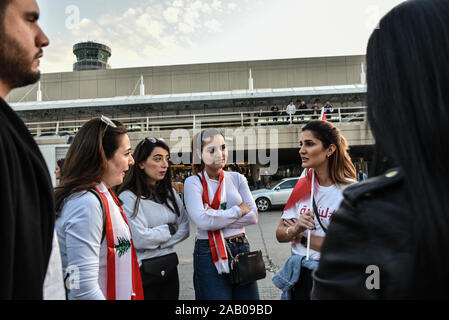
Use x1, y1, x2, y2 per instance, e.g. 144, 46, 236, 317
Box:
273, 120, 356, 299
286, 101, 297, 123
118, 137, 190, 300
313, 0, 449, 299
184, 128, 260, 300
0, 0, 56, 299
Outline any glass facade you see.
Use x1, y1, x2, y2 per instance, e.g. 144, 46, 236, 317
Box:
73, 42, 111, 71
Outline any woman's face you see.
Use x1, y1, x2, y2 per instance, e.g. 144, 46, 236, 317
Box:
54, 164, 61, 180
299, 130, 333, 169
103, 134, 134, 188
139, 146, 170, 185
201, 134, 228, 171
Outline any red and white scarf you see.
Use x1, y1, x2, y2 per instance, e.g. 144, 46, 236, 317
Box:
201, 170, 230, 274
95, 184, 144, 300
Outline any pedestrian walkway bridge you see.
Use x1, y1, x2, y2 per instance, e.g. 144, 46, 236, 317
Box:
31, 106, 373, 149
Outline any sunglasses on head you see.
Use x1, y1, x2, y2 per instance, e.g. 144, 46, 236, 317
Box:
101, 115, 117, 128
146, 137, 165, 143
100, 115, 117, 138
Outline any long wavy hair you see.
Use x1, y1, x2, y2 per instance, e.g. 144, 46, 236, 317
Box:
54, 118, 127, 214
302, 120, 356, 185
117, 138, 180, 218
366, 0, 449, 297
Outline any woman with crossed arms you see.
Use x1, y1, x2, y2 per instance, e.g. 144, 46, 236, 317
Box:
184, 128, 259, 300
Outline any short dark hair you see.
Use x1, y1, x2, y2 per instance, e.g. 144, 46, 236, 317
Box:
229, 163, 241, 173
56, 158, 65, 176
0, 0, 12, 26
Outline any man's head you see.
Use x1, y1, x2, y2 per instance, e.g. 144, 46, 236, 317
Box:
0, 0, 49, 97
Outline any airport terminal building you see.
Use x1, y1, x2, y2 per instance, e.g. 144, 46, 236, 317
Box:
8, 54, 372, 186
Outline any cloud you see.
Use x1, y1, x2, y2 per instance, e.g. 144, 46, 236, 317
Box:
211, 0, 222, 10
41, 38, 75, 73
163, 7, 181, 23
228, 2, 237, 11
41, 0, 246, 71
173, 0, 184, 7
135, 14, 165, 39
204, 19, 222, 33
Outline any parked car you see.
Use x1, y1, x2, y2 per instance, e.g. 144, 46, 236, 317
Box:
251, 177, 299, 212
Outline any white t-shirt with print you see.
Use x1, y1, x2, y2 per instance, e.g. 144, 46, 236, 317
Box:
281, 182, 353, 260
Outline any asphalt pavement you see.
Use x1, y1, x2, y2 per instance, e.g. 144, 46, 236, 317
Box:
174, 209, 291, 300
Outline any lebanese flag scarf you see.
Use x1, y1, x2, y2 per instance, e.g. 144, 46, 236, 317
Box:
201, 170, 230, 274
282, 169, 319, 217
94, 185, 144, 300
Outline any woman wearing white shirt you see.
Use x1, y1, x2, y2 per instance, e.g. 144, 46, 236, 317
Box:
55, 117, 143, 300
274, 120, 356, 300
184, 128, 259, 300
118, 137, 189, 300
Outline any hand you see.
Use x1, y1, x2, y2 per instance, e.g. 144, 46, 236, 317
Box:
284, 211, 315, 238
295, 210, 315, 234
238, 202, 250, 216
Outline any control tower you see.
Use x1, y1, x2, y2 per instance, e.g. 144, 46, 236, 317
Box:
73, 41, 111, 71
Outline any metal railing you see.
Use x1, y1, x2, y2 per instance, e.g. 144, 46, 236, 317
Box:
26, 106, 367, 137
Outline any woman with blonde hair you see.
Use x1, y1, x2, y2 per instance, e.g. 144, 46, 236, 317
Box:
273, 120, 356, 300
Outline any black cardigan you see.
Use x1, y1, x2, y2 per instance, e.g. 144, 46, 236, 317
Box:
0, 98, 55, 299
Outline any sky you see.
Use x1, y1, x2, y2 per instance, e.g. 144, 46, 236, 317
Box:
37, 0, 406, 73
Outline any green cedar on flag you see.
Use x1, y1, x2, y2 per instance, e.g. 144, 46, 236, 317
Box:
115, 237, 131, 257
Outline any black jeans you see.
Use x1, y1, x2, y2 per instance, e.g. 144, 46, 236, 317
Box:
140, 254, 180, 300
291, 268, 313, 300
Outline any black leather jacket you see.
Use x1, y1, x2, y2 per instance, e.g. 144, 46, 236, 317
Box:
312, 167, 415, 299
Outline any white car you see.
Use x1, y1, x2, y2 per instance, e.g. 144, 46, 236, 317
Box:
251, 177, 299, 212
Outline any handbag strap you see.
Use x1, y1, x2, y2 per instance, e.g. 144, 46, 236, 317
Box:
312, 197, 327, 233
89, 189, 107, 243
224, 241, 234, 260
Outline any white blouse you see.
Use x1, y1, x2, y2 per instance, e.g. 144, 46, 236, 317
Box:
119, 189, 190, 265
56, 183, 128, 300
184, 171, 258, 239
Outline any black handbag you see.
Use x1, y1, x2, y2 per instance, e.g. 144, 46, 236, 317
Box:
141, 253, 179, 278
225, 243, 266, 287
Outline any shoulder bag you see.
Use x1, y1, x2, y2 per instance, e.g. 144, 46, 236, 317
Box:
224, 242, 266, 287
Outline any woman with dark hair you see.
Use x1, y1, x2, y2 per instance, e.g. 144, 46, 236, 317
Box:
273, 120, 356, 300
117, 137, 189, 300
55, 116, 143, 300
55, 158, 64, 181
184, 128, 259, 300
312, 0, 449, 299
